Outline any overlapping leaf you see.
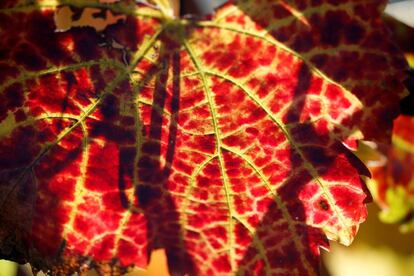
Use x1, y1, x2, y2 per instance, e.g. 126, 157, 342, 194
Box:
358, 21, 414, 232
0, 0, 408, 275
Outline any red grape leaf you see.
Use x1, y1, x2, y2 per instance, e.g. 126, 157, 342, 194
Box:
0, 0, 407, 275
362, 115, 414, 233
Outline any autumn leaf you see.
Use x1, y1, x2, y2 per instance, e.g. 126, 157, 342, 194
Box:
0, 0, 408, 275
358, 17, 414, 233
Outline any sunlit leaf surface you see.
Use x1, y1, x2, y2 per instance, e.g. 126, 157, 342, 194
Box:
0, 0, 408, 274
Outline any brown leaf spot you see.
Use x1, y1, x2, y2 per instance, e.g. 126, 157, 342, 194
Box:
55, 6, 126, 32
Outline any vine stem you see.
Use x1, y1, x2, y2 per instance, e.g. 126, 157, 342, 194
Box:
170, 0, 180, 17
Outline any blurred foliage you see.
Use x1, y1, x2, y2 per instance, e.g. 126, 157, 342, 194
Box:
323, 204, 414, 276
0, 260, 16, 276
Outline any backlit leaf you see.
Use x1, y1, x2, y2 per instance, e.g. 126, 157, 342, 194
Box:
0, 0, 408, 274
